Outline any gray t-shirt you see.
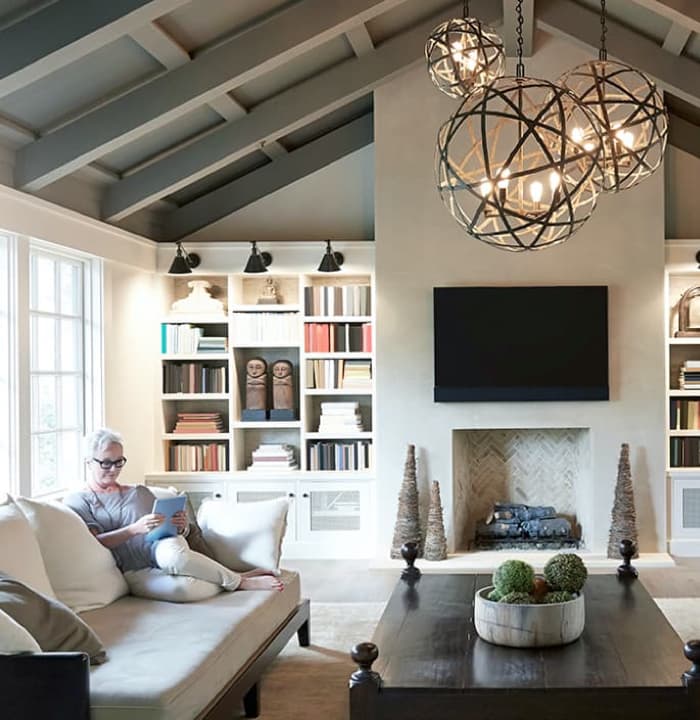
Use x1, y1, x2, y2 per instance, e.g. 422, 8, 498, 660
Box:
63, 485, 158, 572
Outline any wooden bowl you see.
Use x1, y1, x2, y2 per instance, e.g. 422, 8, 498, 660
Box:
474, 586, 585, 648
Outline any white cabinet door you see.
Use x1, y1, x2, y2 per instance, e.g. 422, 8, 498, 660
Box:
295, 480, 372, 557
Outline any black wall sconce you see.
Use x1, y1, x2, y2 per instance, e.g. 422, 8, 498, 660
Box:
168, 241, 201, 274
244, 241, 273, 273
318, 240, 344, 272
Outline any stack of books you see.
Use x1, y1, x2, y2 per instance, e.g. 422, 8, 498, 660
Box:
318, 402, 364, 433
679, 360, 700, 390
341, 360, 372, 389
172, 412, 225, 433
197, 336, 227, 353
247, 444, 298, 472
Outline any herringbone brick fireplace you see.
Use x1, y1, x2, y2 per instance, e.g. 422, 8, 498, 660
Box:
452, 428, 590, 551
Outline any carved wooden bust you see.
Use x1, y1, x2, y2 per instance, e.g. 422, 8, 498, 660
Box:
245, 357, 268, 410
271, 359, 294, 410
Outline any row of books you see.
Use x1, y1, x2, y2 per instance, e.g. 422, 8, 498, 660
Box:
670, 437, 700, 467
161, 324, 227, 354
171, 412, 225, 434
307, 440, 372, 471
231, 312, 298, 345
678, 360, 700, 389
247, 443, 298, 472
304, 323, 371, 353
670, 399, 700, 430
318, 402, 364, 433
304, 284, 371, 317
305, 359, 372, 389
163, 364, 227, 394
168, 443, 227, 471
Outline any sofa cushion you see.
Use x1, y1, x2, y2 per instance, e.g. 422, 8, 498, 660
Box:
0, 496, 54, 597
15, 496, 128, 613
0, 574, 107, 665
197, 497, 288, 573
82, 570, 301, 720
0, 608, 41, 653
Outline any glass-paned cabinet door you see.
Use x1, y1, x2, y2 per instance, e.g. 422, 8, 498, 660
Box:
296, 480, 371, 542
228, 481, 297, 542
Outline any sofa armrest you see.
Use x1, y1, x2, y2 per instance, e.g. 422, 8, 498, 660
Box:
0, 652, 90, 720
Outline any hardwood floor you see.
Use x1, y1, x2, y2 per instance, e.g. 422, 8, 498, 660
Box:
284, 557, 700, 602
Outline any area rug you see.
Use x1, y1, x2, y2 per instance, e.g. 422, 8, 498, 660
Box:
240, 599, 699, 719
241, 602, 385, 720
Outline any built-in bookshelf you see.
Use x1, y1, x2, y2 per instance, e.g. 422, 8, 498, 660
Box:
665, 242, 700, 556
147, 260, 376, 558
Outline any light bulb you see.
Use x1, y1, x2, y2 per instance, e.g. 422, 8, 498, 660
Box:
451, 40, 465, 64
584, 141, 595, 152
549, 171, 561, 191
571, 127, 584, 144
621, 130, 634, 149
479, 179, 493, 197
497, 168, 511, 189
465, 50, 478, 71
529, 181, 543, 203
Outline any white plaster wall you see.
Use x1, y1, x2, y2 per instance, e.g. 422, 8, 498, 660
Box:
374, 33, 666, 555
665, 146, 700, 240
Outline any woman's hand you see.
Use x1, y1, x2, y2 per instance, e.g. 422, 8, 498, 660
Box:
129, 513, 164, 536
172, 510, 188, 534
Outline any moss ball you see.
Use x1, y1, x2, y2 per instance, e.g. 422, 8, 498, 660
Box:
493, 559, 535, 595
542, 590, 575, 603
487, 588, 503, 602
544, 553, 588, 593
499, 591, 534, 605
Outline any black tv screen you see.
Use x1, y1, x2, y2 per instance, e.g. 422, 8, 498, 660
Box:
433, 286, 609, 402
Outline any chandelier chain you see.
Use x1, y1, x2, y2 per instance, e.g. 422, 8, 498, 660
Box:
516, 0, 525, 78
599, 0, 608, 60
463, 0, 469, 18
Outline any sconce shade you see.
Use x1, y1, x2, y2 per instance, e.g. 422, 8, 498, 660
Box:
244, 242, 272, 273
435, 76, 604, 251
558, 60, 668, 192
318, 241, 344, 272
168, 242, 201, 274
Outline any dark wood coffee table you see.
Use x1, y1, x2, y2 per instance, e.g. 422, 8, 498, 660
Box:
349, 574, 700, 720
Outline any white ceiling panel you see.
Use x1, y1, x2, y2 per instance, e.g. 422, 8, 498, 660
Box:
0, 0, 46, 27
574, 0, 672, 44
158, 0, 294, 53
100, 104, 225, 174
0, 35, 162, 132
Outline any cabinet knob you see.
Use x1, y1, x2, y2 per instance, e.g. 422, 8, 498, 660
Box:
288, 493, 295, 498
214, 493, 222, 498
302, 492, 309, 498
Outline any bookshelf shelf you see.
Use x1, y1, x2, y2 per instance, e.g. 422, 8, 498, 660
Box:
154, 265, 376, 557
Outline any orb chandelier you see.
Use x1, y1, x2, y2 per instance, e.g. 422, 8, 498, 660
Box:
435, 1, 604, 251
558, 0, 668, 192
425, 0, 505, 99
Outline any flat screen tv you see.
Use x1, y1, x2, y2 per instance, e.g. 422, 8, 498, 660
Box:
433, 286, 609, 402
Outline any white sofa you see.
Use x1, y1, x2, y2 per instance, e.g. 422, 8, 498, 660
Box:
0, 493, 309, 720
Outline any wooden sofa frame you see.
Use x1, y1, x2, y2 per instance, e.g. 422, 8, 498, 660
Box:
0, 598, 310, 720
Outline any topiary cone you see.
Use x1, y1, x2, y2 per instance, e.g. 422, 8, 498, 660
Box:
390, 444, 422, 558
424, 480, 448, 561
607, 443, 639, 559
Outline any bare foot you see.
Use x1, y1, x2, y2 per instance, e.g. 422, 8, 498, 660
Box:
241, 568, 278, 578
239, 576, 285, 592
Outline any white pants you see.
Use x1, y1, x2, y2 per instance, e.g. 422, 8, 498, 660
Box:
154, 536, 241, 590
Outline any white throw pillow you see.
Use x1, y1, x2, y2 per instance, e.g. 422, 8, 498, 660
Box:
0, 608, 41, 653
197, 497, 289, 574
15, 496, 128, 613
0, 497, 54, 598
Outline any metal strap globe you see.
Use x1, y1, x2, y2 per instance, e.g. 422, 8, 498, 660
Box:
425, 17, 505, 98
435, 76, 605, 250
558, 59, 668, 192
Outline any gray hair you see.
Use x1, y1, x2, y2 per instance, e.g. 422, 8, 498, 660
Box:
84, 427, 124, 460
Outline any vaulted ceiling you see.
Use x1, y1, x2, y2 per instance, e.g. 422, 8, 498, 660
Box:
0, 0, 698, 243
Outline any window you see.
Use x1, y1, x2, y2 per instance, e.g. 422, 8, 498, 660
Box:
0, 233, 13, 495
29, 244, 102, 496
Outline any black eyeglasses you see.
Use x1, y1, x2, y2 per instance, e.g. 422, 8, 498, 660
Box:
92, 457, 127, 470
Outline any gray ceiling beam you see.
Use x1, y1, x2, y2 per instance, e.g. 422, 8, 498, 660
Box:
14, 0, 411, 192
662, 22, 692, 55
346, 24, 375, 55
103, 1, 502, 221
668, 113, 700, 159
162, 114, 374, 242
0, 0, 189, 99
628, 0, 700, 35
503, 0, 534, 56
537, 0, 700, 108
